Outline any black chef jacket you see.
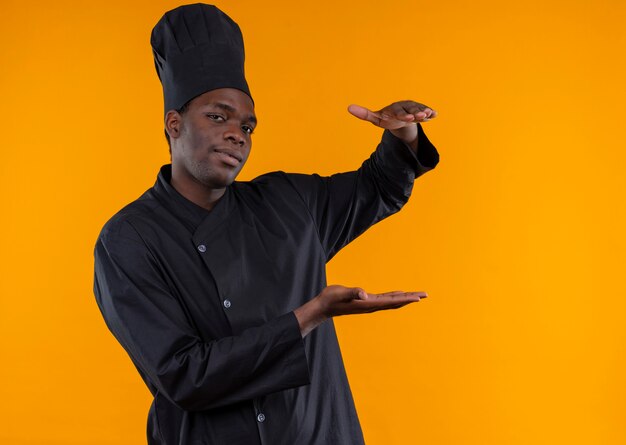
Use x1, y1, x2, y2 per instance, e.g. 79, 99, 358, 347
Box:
93, 126, 439, 445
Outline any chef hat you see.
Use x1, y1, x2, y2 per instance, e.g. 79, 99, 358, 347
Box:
150, 3, 252, 118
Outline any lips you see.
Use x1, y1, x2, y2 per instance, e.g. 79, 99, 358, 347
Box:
214, 147, 243, 166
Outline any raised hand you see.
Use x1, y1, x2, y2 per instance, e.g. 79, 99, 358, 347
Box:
348, 100, 437, 149
348, 101, 437, 128
294, 285, 428, 337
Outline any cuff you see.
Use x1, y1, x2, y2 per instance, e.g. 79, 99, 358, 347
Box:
382, 123, 440, 174
275, 312, 311, 388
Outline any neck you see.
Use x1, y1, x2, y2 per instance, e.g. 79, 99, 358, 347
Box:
170, 171, 226, 212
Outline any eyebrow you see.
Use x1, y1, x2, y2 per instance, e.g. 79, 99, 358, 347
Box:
210, 102, 257, 126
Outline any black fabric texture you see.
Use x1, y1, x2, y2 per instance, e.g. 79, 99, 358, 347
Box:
93, 125, 439, 444
150, 4, 252, 116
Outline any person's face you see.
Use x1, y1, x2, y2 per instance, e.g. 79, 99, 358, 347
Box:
167, 88, 256, 189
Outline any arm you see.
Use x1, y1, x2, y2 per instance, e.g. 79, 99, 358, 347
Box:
284, 106, 439, 260
288, 100, 439, 335
93, 219, 310, 412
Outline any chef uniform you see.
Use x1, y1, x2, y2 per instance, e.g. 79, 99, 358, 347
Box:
93, 4, 439, 444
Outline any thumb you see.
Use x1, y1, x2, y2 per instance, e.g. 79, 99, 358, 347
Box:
348, 104, 381, 126
352, 287, 368, 300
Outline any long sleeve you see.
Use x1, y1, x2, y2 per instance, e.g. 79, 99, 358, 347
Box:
93, 218, 311, 412
283, 123, 439, 260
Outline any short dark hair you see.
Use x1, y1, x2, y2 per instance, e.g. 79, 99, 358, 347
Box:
164, 100, 191, 153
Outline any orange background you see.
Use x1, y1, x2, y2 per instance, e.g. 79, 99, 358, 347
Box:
1, 1, 625, 444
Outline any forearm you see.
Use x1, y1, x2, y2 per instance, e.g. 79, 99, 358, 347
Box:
390, 123, 419, 153
388, 123, 439, 170
95, 233, 311, 412
146, 312, 311, 411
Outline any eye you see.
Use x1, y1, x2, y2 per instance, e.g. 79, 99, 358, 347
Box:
206, 113, 225, 122
242, 125, 254, 135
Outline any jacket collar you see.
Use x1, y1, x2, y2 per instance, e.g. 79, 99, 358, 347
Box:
151, 164, 236, 235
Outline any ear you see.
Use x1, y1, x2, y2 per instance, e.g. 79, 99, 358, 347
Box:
165, 110, 183, 140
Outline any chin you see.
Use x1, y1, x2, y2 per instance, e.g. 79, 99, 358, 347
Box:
203, 171, 240, 188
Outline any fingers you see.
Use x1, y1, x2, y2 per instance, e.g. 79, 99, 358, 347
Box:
401, 103, 437, 123
385, 103, 420, 123
349, 101, 438, 128
372, 291, 427, 299
378, 102, 437, 123
377, 290, 405, 297
354, 291, 428, 313
322, 285, 428, 317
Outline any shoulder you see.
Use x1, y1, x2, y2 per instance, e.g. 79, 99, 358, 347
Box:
230, 171, 328, 222
96, 189, 161, 247
236, 170, 293, 189
234, 170, 325, 201
233, 171, 294, 200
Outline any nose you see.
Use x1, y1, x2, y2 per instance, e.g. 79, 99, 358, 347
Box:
224, 123, 245, 147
